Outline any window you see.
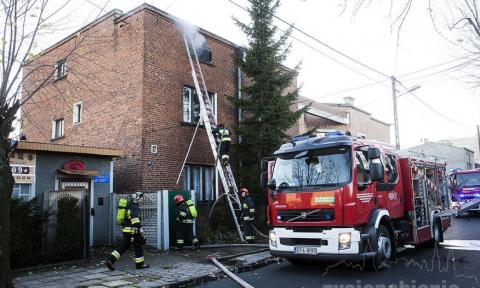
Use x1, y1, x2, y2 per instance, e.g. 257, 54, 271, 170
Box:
182, 86, 216, 124
197, 46, 212, 63
12, 184, 32, 201
183, 165, 216, 201
54, 60, 67, 80
52, 118, 64, 139
73, 102, 83, 124
355, 150, 371, 184
385, 154, 398, 183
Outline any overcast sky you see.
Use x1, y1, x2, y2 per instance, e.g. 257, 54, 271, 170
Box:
38, 0, 480, 148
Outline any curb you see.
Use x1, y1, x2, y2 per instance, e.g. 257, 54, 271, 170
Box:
161, 253, 280, 288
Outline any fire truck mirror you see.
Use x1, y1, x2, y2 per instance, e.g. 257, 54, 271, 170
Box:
369, 162, 384, 182
260, 171, 267, 191
367, 147, 381, 160
267, 179, 277, 191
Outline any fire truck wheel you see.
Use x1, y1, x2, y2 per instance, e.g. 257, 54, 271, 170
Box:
432, 220, 443, 246
372, 225, 392, 270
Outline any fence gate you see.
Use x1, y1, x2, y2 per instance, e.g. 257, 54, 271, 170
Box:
47, 189, 88, 259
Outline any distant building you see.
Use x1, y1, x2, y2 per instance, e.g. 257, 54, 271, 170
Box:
437, 136, 480, 164
288, 96, 390, 143
408, 142, 475, 172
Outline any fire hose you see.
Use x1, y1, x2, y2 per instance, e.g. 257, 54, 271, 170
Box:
208, 256, 254, 288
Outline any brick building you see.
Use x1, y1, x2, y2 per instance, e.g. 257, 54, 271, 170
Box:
289, 96, 391, 143
22, 4, 296, 199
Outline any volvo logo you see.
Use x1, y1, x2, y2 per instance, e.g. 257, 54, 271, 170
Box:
300, 212, 307, 219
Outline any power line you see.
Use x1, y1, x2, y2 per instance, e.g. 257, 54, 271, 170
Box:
228, 0, 390, 79
318, 54, 478, 99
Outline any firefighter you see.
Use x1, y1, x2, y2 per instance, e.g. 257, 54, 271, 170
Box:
174, 194, 200, 250
240, 188, 255, 243
106, 192, 149, 271
212, 123, 231, 165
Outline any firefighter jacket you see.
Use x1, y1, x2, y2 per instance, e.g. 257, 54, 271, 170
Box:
212, 127, 231, 142
241, 196, 255, 221
177, 202, 195, 224
122, 202, 142, 234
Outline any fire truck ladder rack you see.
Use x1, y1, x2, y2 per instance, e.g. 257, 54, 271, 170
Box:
183, 34, 245, 242
454, 198, 480, 216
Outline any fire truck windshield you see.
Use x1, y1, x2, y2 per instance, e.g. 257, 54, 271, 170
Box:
272, 146, 351, 192
456, 172, 480, 187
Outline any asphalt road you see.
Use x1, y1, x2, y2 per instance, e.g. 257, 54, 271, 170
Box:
201, 214, 480, 288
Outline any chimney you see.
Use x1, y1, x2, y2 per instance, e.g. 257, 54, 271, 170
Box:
343, 96, 355, 106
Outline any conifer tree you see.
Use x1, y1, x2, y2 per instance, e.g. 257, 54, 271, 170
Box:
232, 0, 310, 197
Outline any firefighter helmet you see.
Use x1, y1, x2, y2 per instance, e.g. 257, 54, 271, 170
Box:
240, 187, 249, 197
174, 194, 184, 204
130, 192, 144, 203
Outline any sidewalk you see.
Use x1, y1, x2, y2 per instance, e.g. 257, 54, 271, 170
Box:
13, 247, 274, 288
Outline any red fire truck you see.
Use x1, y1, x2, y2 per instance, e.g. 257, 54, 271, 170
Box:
262, 132, 452, 269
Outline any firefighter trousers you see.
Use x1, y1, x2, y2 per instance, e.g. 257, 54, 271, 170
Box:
109, 232, 145, 268
243, 219, 255, 243
219, 141, 230, 159
176, 222, 199, 249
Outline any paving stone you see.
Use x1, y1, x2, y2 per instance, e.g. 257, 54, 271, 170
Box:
132, 282, 164, 288
102, 280, 132, 287
82, 273, 110, 280
19, 280, 43, 285
77, 279, 104, 287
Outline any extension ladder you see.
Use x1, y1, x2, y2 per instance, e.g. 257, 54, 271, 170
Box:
183, 34, 245, 242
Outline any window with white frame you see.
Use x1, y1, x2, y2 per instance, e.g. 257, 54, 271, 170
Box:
183, 165, 215, 201
54, 60, 67, 80
73, 102, 83, 124
52, 118, 64, 139
12, 184, 32, 201
182, 86, 216, 124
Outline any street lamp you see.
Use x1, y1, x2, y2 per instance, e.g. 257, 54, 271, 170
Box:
391, 76, 421, 150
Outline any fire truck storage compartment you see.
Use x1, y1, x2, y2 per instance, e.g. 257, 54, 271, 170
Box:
413, 173, 429, 227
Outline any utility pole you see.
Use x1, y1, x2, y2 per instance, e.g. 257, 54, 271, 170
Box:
477, 125, 480, 158
391, 76, 400, 150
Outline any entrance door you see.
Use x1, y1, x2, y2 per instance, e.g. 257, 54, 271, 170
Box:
60, 178, 93, 246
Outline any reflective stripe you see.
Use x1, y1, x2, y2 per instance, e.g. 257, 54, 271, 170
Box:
243, 217, 252, 221
179, 212, 187, 217
192, 238, 199, 243
177, 239, 184, 244
131, 217, 140, 225
111, 250, 120, 260
134, 256, 144, 263
245, 236, 255, 240
122, 227, 134, 233
249, 209, 255, 213
182, 219, 194, 224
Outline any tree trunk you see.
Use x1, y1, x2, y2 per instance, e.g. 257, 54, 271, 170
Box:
0, 137, 14, 288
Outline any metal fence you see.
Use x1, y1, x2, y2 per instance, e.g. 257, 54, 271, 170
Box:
113, 191, 174, 251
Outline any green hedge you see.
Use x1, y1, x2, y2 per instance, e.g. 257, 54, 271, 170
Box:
10, 197, 50, 269
54, 196, 83, 261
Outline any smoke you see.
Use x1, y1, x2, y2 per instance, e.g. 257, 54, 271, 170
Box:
176, 20, 207, 51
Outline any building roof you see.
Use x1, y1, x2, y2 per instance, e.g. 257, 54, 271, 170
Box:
17, 141, 123, 157
409, 141, 475, 154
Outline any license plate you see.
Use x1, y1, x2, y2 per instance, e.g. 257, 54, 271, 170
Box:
294, 247, 318, 255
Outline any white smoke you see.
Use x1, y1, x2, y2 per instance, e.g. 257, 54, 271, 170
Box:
176, 20, 207, 52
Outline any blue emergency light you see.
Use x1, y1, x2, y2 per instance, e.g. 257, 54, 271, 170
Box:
325, 131, 345, 137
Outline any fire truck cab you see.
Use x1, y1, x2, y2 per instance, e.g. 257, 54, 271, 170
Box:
263, 132, 452, 268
